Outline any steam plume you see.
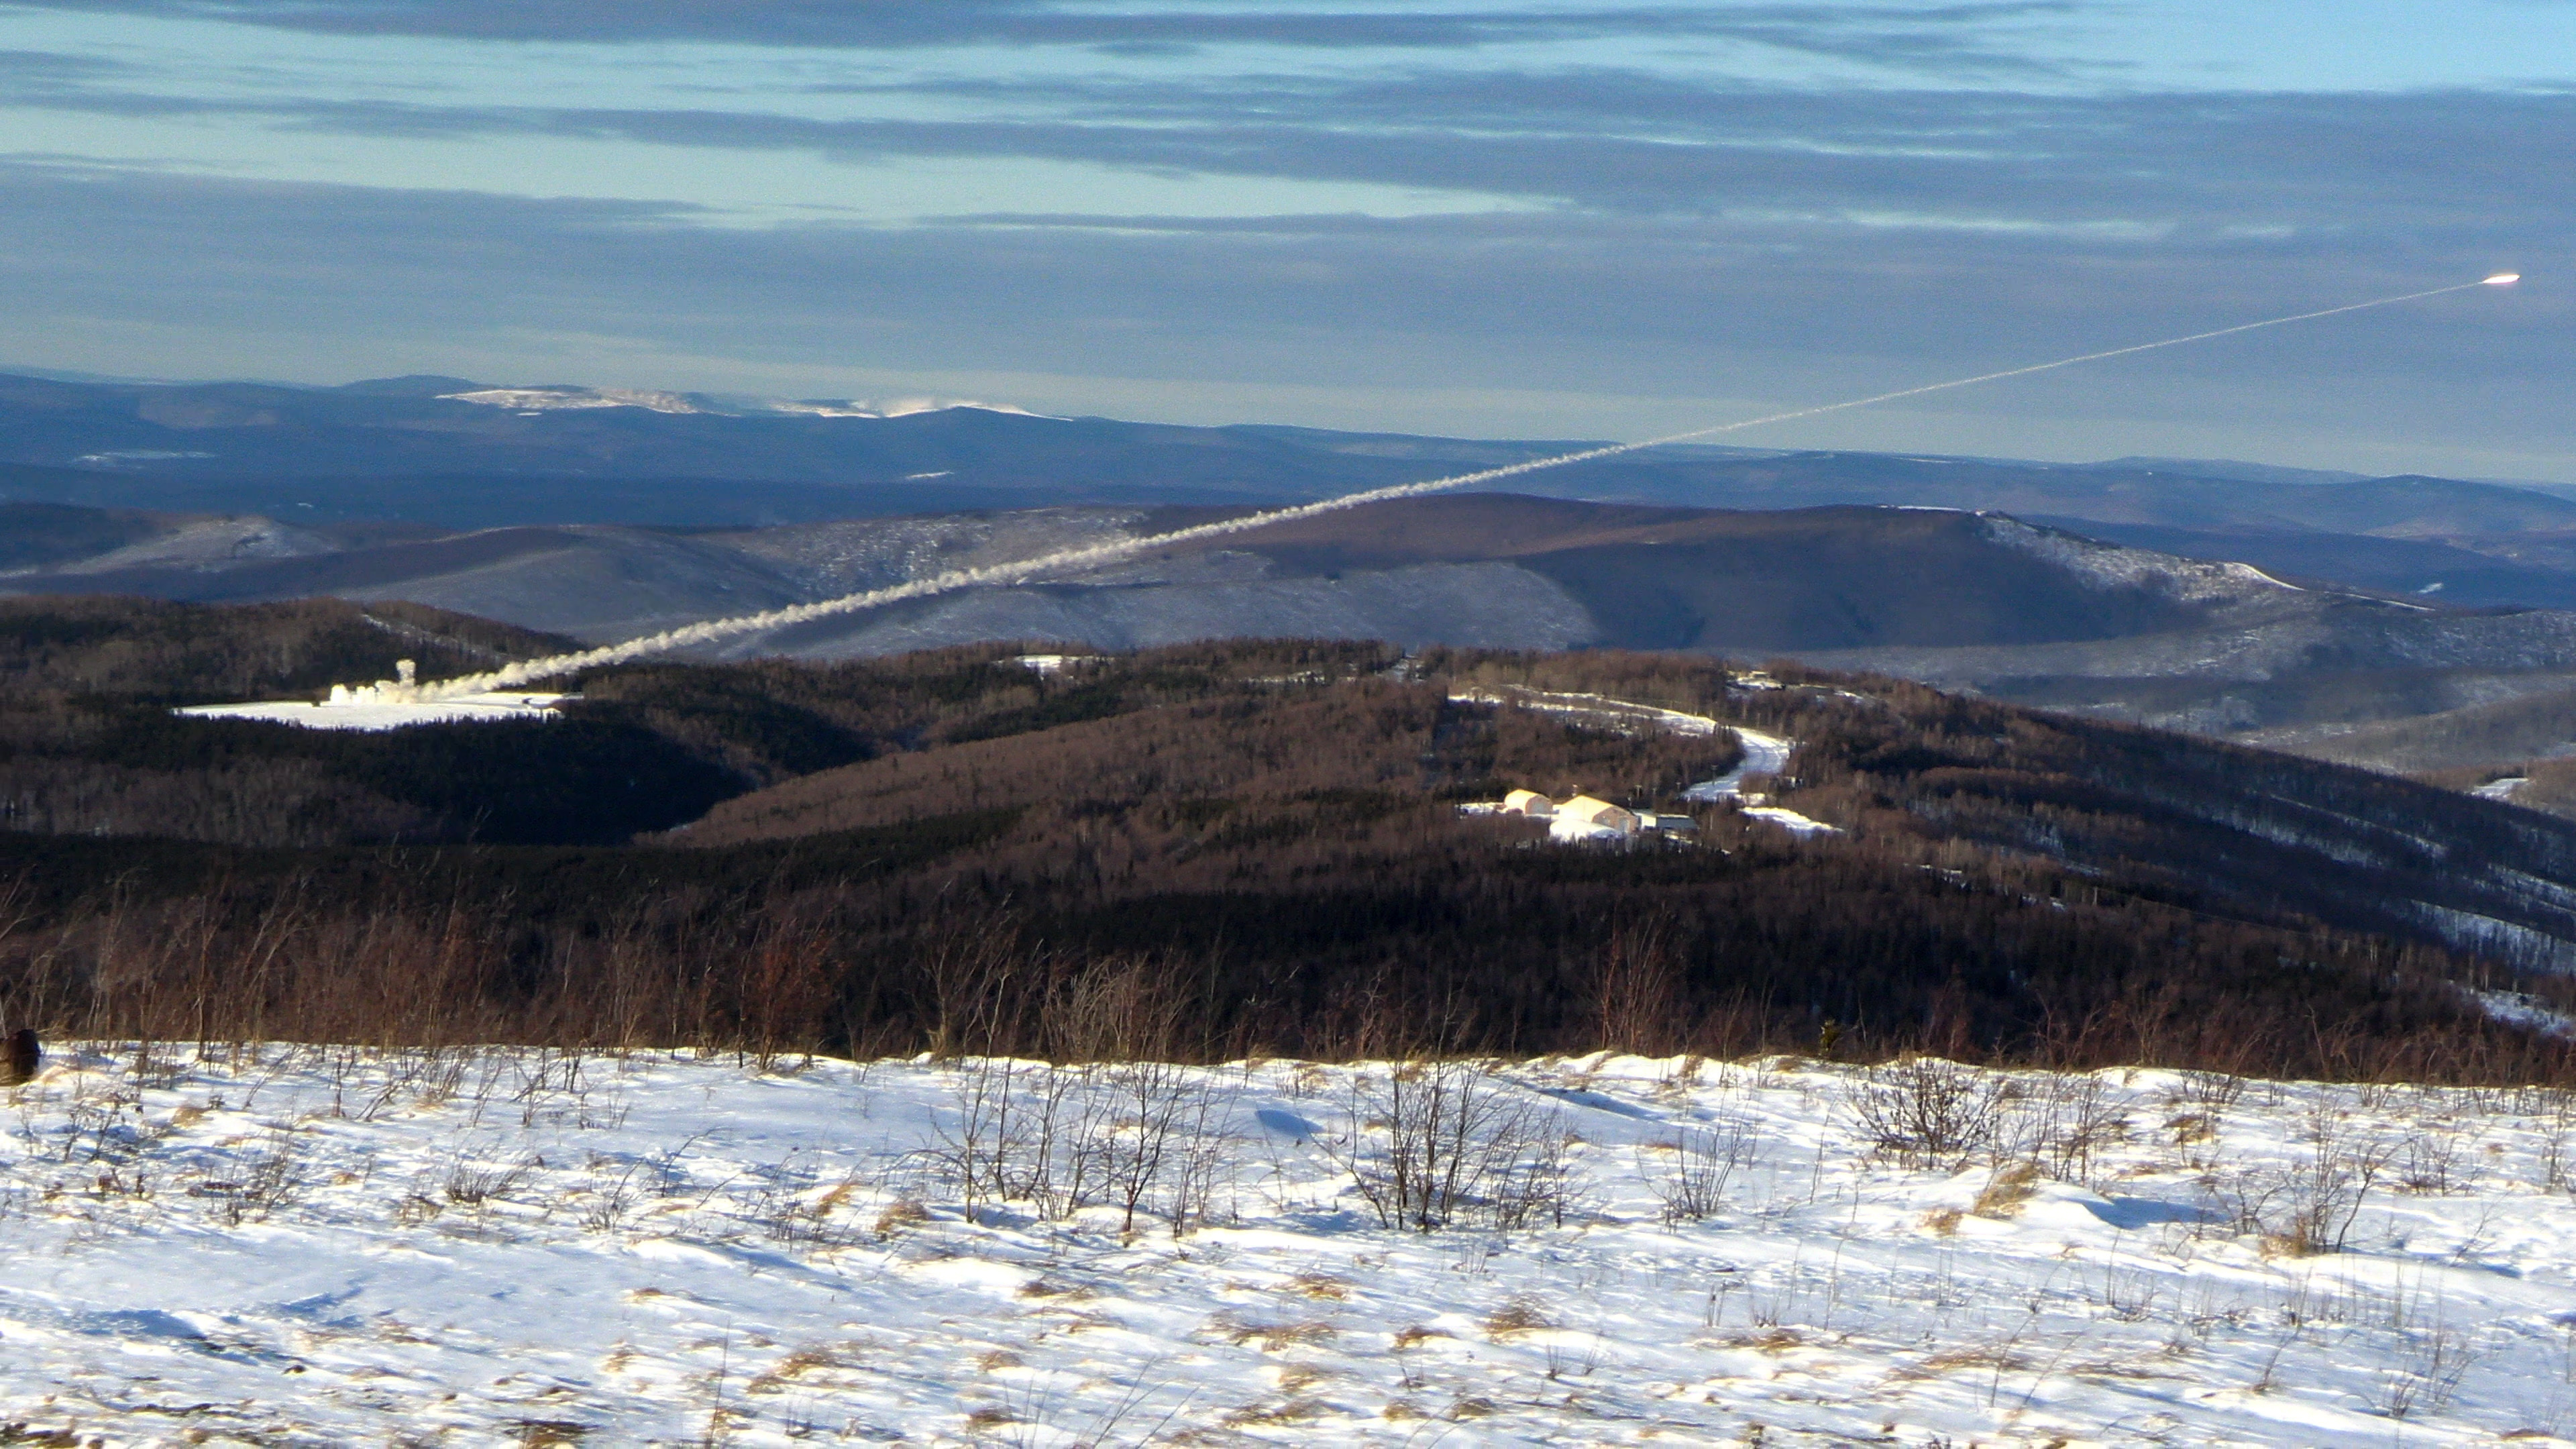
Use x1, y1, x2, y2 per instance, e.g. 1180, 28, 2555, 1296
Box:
422, 276, 2509, 698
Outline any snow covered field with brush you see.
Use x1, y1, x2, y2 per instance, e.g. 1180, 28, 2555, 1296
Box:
13, 1047, 2576, 1445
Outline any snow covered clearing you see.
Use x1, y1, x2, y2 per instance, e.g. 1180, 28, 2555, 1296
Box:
1452, 690, 1833, 839
1684, 726, 1794, 804
1678, 727, 1843, 833
1448, 686, 1721, 738
175, 692, 567, 732
12, 1047, 2576, 1444
1735, 805, 1841, 837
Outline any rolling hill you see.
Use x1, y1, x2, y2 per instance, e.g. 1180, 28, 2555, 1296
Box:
3, 616, 2573, 1082
23, 492, 2576, 775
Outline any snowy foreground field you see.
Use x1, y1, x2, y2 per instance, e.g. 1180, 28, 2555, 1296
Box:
13, 1049, 2576, 1445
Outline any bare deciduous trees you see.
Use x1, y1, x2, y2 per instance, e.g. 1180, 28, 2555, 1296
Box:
1325, 1062, 1572, 1232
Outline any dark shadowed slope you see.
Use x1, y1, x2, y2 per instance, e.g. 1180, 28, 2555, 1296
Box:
7, 631, 2576, 1077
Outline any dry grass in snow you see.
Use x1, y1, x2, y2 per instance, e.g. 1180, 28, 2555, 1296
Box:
9, 1046, 2576, 1444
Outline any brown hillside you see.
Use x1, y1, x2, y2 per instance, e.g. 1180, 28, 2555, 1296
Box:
667, 678, 1738, 849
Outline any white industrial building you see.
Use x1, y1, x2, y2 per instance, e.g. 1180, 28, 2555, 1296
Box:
1484, 789, 1695, 843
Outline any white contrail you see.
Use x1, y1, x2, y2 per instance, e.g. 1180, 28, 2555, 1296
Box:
423, 275, 2508, 698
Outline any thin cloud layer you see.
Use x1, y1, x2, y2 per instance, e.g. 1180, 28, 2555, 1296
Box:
0, 1, 2562, 474
21, 1, 2074, 70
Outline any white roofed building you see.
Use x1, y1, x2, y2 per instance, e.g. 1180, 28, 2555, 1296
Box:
1552, 795, 1640, 839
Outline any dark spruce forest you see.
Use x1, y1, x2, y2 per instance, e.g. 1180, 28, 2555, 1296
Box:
6, 592, 2576, 1084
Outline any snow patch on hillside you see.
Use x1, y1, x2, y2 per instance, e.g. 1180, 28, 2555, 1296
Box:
11, 516, 339, 576
1982, 515, 2304, 602
177, 692, 567, 731
1448, 684, 1721, 737
441, 387, 706, 414
1684, 725, 1794, 801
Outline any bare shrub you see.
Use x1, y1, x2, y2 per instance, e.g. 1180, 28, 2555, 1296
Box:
918, 912, 1030, 1061
2002, 1073, 2131, 1187
1098, 1061, 1199, 1236
582, 1160, 644, 1234
1847, 1058, 2006, 1171
1044, 953, 1192, 1064
2381, 1324, 2479, 1419
928, 1056, 1033, 1220
1322, 1061, 1569, 1232
195, 1128, 305, 1226
1594, 915, 1685, 1056
445, 1155, 537, 1205
2090, 1260, 2161, 1322
1645, 1117, 1758, 1226
2208, 1106, 2394, 1255
927, 1057, 1232, 1236
2398, 1127, 2472, 1195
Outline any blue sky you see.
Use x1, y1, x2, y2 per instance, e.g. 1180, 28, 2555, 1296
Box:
2, 1, 2569, 476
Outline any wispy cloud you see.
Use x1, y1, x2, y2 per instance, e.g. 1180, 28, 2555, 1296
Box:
19, 1, 2075, 72
0, 1, 2562, 474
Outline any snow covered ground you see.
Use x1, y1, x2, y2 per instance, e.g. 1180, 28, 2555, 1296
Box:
1450, 688, 1839, 839
1682, 726, 1793, 802
1449, 686, 1723, 739
1684, 724, 1841, 835
175, 692, 568, 731
12, 1046, 2576, 1444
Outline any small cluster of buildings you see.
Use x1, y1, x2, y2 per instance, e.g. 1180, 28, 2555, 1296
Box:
1493, 789, 1697, 842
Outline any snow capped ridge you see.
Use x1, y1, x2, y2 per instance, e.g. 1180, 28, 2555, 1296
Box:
765, 395, 1048, 420
437, 384, 1048, 419
440, 386, 709, 414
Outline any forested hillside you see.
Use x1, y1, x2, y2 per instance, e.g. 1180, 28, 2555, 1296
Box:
1, 596, 2572, 1081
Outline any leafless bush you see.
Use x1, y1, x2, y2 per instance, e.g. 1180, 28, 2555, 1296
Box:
1645, 1118, 1758, 1226
930, 1056, 1033, 1220
928, 1057, 1233, 1236
1098, 1061, 1202, 1236
1847, 1058, 2006, 1171
1044, 953, 1193, 1065
919, 912, 1029, 1061
1487, 1118, 1580, 1230
2180, 1071, 2248, 1111
1594, 915, 1684, 1057
193, 1128, 305, 1226
444, 1155, 537, 1205
582, 1159, 644, 1234
2381, 1324, 2479, 1419
751, 1159, 869, 1250
2398, 1126, 2473, 1195
1323, 1062, 1569, 1232
1160, 1073, 1236, 1236
2001, 1073, 2131, 1187
2090, 1260, 2161, 1322
2207, 1106, 2394, 1255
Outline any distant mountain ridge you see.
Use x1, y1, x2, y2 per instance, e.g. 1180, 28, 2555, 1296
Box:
3, 369, 2570, 551
0, 494, 2317, 654
21, 366, 2576, 790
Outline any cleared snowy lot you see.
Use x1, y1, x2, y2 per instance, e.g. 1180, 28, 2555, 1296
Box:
10, 1047, 2576, 1444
